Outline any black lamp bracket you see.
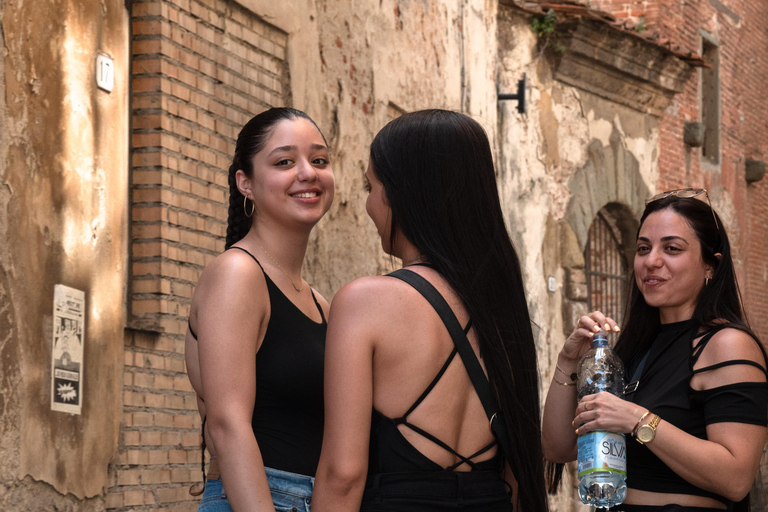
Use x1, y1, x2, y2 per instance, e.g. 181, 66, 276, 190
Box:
498, 73, 527, 114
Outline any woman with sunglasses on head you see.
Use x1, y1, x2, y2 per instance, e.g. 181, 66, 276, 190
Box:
185, 108, 334, 512
311, 109, 548, 512
542, 189, 768, 512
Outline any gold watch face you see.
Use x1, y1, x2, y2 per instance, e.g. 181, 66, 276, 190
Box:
636, 424, 655, 444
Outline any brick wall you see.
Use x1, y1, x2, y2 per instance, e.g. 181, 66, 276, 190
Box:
652, 0, 768, 341
108, 0, 288, 509
593, 0, 768, 341
738, 1, 768, 340
589, 0, 657, 24
129, 0, 287, 333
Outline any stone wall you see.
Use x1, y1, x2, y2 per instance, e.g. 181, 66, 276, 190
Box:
495, 4, 718, 508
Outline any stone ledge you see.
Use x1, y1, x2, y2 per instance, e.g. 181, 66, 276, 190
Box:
553, 21, 696, 116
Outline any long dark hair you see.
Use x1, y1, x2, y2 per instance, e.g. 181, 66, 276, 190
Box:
369, 109, 548, 511
225, 107, 326, 249
614, 195, 762, 365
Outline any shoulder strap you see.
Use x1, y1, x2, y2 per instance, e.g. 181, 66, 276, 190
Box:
188, 319, 198, 341
691, 328, 719, 362
230, 246, 326, 322
398, 347, 458, 420
693, 359, 768, 375
388, 268, 519, 479
310, 289, 327, 323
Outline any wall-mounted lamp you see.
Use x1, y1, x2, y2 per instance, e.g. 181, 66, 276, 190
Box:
498, 73, 527, 114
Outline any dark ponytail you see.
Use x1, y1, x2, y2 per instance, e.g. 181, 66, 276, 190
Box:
224, 108, 327, 249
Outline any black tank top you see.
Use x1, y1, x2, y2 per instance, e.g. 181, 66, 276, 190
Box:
190, 246, 327, 477
368, 312, 500, 475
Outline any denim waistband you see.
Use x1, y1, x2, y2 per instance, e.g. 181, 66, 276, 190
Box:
264, 466, 314, 498
205, 459, 313, 497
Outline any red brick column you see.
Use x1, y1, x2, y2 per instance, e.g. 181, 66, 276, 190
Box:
108, 0, 287, 509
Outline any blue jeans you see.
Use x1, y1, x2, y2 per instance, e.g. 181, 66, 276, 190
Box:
198, 466, 314, 512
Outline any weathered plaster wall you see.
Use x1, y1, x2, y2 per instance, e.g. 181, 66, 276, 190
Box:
303, 0, 500, 296
1, 0, 129, 507
498, 9, 655, 347
498, 7, 666, 510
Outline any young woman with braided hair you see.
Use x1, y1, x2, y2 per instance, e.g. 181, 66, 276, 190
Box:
185, 108, 334, 512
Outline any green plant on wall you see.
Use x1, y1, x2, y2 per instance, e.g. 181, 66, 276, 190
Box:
531, 9, 565, 53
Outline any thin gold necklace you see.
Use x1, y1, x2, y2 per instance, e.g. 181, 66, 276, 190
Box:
255, 241, 304, 292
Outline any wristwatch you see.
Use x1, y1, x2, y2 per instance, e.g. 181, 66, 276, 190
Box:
635, 414, 661, 444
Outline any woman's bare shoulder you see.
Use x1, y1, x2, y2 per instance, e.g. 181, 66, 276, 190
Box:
191, 248, 270, 325
694, 326, 767, 386
195, 248, 267, 295
704, 326, 763, 359
331, 275, 415, 311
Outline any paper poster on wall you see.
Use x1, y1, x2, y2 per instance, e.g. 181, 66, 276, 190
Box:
51, 285, 85, 414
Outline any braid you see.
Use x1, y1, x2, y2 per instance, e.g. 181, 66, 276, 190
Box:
225, 163, 251, 249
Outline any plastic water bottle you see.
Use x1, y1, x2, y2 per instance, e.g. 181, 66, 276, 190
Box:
576, 331, 627, 508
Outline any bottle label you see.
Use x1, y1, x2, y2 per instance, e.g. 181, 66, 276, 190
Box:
577, 431, 627, 478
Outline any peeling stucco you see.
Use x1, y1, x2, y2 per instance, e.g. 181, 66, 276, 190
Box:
1, 0, 129, 505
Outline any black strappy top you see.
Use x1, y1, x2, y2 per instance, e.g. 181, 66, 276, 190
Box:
367, 305, 501, 475
624, 319, 768, 505
189, 246, 327, 477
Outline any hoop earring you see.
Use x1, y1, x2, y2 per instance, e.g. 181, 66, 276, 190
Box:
243, 196, 254, 218
705, 277, 711, 286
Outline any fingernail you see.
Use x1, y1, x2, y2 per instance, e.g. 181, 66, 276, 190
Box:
604, 323, 610, 331
614, 326, 620, 332
588, 332, 594, 337
571, 420, 575, 427
593, 325, 601, 332
574, 429, 579, 435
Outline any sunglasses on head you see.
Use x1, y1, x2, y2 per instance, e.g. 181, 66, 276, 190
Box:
645, 188, 719, 230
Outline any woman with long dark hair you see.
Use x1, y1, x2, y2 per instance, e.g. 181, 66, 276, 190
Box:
185, 107, 334, 511
312, 109, 548, 511
542, 190, 768, 511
